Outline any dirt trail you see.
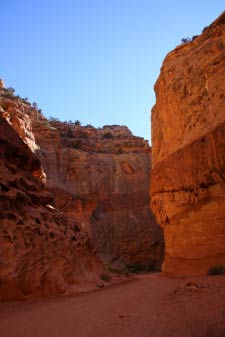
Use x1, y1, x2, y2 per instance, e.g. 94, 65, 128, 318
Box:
0, 273, 225, 337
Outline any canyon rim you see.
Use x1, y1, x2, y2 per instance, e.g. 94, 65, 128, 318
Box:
151, 11, 225, 276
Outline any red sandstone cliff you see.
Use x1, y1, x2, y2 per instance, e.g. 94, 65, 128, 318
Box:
32, 118, 163, 271
0, 115, 104, 300
151, 12, 225, 275
0, 86, 163, 276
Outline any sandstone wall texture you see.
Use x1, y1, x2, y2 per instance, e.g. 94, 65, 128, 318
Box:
0, 86, 163, 276
151, 12, 225, 275
33, 120, 163, 270
0, 114, 104, 300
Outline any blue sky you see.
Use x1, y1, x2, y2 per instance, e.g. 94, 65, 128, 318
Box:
1, 1, 224, 141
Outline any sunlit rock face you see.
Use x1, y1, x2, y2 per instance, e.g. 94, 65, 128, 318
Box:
32, 121, 164, 270
0, 115, 104, 300
0, 79, 5, 88
0, 88, 164, 273
151, 12, 225, 275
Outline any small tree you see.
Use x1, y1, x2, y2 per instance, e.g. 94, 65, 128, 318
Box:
48, 116, 59, 123
23, 97, 28, 103
75, 120, 81, 126
32, 102, 38, 109
181, 37, 192, 44
192, 35, 199, 41
7, 87, 15, 94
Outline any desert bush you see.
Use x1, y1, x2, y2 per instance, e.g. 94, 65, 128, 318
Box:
48, 116, 59, 122
208, 265, 225, 275
32, 102, 38, 109
7, 87, 15, 94
192, 35, 199, 41
100, 273, 111, 282
108, 266, 122, 274
181, 37, 192, 44
108, 266, 130, 276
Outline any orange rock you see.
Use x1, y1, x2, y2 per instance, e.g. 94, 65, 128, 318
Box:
0, 79, 5, 88
0, 89, 163, 271
0, 116, 104, 300
151, 11, 225, 275
0, 83, 164, 301
32, 120, 163, 270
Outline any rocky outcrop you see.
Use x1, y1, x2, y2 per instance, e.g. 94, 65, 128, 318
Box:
151, 12, 225, 275
0, 79, 5, 88
0, 113, 105, 300
0, 93, 38, 152
32, 119, 163, 270
0, 87, 163, 272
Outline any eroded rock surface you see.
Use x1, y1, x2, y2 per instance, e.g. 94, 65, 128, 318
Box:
0, 86, 163, 277
151, 12, 225, 275
0, 114, 104, 300
32, 119, 163, 270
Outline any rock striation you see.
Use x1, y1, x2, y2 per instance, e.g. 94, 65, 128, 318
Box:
151, 12, 225, 275
0, 85, 163, 281
0, 115, 104, 300
32, 119, 164, 270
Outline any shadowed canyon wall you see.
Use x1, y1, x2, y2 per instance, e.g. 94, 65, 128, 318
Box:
0, 84, 163, 290
151, 12, 225, 275
0, 115, 104, 300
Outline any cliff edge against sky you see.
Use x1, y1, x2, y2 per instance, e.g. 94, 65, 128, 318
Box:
151, 11, 225, 275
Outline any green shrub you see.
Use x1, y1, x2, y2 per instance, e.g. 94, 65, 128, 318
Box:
181, 37, 192, 44
100, 273, 111, 282
48, 116, 59, 122
108, 266, 130, 277
32, 102, 38, 109
192, 35, 199, 41
108, 266, 121, 274
7, 87, 15, 94
208, 265, 225, 275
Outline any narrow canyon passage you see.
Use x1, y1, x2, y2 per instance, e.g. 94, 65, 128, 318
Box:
0, 274, 224, 337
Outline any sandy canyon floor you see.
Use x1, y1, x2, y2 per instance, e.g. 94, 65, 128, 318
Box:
0, 273, 225, 337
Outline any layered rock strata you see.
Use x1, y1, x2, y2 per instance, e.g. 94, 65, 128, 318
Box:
33, 119, 163, 270
0, 113, 104, 300
0, 87, 163, 273
151, 11, 225, 275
